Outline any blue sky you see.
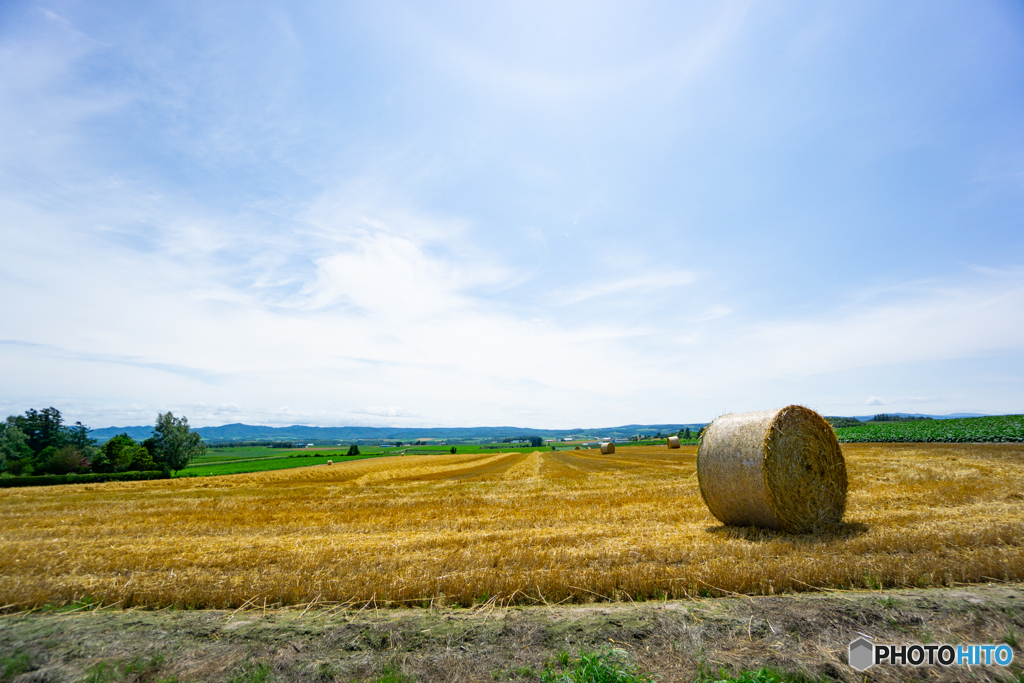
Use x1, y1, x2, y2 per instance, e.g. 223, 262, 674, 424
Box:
1, 1, 1022, 428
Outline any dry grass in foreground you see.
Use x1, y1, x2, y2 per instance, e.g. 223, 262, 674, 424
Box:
1, 443, 1022, 609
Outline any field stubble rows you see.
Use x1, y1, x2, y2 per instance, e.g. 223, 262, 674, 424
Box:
1, 444, 1022, 609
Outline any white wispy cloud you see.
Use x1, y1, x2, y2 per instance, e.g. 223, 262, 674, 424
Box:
550, 271, 698, 307
1, 1, 1021, 427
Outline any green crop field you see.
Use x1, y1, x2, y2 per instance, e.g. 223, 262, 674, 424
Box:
190, 445, 396, 465
834, 414, 1024, 443
177, 453, 390, 477
179, 442, 616, 477
181, 444, 524, 477
189, 448, 298, 465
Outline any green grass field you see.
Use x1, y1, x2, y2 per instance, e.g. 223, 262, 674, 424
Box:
186, 439, 706, 478
181, 443, 555, 477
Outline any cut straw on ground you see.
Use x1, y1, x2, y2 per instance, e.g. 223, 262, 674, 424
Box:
0, 443, 1022, 609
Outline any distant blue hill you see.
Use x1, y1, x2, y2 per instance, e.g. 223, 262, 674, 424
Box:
89, 426, 156, 442
86, 414, 998, 443
851, 412, 989, 421
87, 422, 707, 444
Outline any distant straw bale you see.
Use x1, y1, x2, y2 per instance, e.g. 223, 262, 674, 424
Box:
666, 436, 680, 449
574, 446, 580, 450
697, 405, 847, 533
600, 442, 615, 454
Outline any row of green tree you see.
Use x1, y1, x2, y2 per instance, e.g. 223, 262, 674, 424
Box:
870, 414, 933, 423
499, 436, 545, 446
0, 407, 205, 477
627, 427, 702, 441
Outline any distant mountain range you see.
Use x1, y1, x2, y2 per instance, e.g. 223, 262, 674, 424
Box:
850, 412, 988, 421
87, 422, 708, 444
86, 413, 994, 444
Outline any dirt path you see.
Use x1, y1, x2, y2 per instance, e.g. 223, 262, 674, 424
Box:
2, 584, 1022, 682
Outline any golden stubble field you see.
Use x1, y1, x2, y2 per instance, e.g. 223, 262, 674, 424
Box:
1, 443, 1022, 610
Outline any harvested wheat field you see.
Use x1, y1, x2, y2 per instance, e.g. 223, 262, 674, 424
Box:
1, 444, 1022, 610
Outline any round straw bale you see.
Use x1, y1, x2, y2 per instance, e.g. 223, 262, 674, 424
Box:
327, 460, 333, 465
697, 405, 846, 533
666, 435, 680, 449
600, 442, 615, 454
574, 446, 580, 450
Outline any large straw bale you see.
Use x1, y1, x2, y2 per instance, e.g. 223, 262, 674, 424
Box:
666, 436, 680, 449
697, 405, 846, 533
600, 442, 615, 454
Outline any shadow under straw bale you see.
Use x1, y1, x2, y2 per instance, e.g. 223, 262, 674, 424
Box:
705, 521, 870, 543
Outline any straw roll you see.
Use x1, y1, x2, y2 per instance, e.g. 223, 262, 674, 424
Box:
666, 435, 680, 448
600, 442, 615, 454
697, 405, 847, 533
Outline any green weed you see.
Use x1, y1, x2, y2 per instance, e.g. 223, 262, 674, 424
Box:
62, 596, 101, 612
373, 665, 415, 683
541, 649, 652, 683
862, 574, 882, 590
315, 661, 339, 680
227, 662, 272, 683
0, 653, 32, 683
495, 665, 538, 680
82, 661, 119, 683
695, 661, 818, 683
80, 654, 168, 683
123, 653, 166, 679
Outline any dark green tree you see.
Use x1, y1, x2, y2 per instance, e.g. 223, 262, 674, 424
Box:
450, 446, 456, 454
10, 407, 66, 457
66, 421, 92, 448
0, 421, 32, 474
529, 436, 543, 447
66, 421, 98, 467
102, 433, 156, 472
126, 444, 157, 471
99, 434, 134, 472
347, 444, 360, 456
44, 445, 90, 475
151, 412, 205, 474
2, 409, 99, 474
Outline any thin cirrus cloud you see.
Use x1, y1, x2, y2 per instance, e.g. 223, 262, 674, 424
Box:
550, 272, 699, 307
0, 1, 1022, 427
681, 268, 1024, 377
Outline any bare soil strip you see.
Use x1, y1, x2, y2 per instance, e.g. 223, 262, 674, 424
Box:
2, 584, 1021, 682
